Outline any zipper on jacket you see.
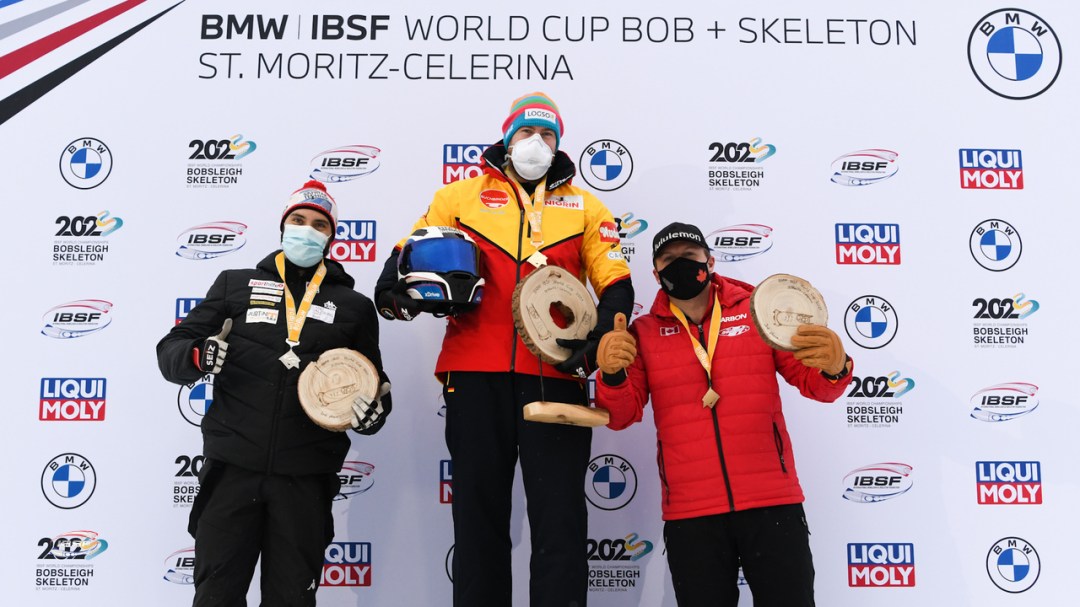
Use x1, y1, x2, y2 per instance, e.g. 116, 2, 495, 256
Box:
773, 422, 788, 473
265, 370, 286, 473
508, 185, 527, 373
696, 322, 736, 512
656, 439, 671, 506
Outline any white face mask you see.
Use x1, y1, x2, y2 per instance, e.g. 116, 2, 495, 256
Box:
281, 224, 329, 267
509, 133, 554, 181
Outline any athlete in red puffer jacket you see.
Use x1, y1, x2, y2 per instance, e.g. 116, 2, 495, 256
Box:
596, 222, 853, 607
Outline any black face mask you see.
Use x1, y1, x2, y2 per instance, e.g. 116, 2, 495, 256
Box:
658, 257, 710, 300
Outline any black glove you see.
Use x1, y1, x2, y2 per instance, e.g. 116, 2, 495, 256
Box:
554, 337, 600, 379
376, 279, 421, 321
193, 319, 232, 374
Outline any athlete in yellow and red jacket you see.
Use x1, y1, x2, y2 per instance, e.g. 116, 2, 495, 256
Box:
374, 92, 632, 606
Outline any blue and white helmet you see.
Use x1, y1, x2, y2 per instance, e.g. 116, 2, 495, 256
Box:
399, 226, 485, 315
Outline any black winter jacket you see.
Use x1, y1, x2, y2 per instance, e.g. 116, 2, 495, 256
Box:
157, 251, 390, 475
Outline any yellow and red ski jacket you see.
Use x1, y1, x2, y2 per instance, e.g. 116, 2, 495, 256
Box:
397, 143, 631, 380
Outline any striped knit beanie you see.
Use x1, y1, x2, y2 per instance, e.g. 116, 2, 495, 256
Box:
280, 179, 338, 235
501, 92, 564, 150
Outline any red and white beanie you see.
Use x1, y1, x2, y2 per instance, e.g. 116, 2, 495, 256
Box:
280, 179, 338, 234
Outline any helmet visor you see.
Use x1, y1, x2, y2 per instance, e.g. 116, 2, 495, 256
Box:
402, 237, 479, 275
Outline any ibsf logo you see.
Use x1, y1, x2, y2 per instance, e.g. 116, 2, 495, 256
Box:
336, 461, 375, 501
40, 378, 106, 422
708, 224, 773, 262
968, 9, 1061, 100
41, 453, 97, 509
842, 463, 913, 503
443, 144, 489, 184
959, 149, 1023, 189
176, 222, 247, 260
41, 300, 113, 339
580, 139, 634, 191
830, 149, 899, 186
439, 459, 452, 504
38, 531, 109, 560
322, 542, 371, 587
976, 461, 1042, 505
310, 145, 381, 183
178, 375, 214, 427
163, 547, 195, 584
176, 298, 204, 325
848, 543, 915, 587
330, 220, 376, 262
970, 382, 1039, 422
987, 537, 1040, 593
60, 138, 112, 189
585, 454, 637, 511
970, 219, 1021, 271
844, 295, 898, 349
835, 224, 900, 265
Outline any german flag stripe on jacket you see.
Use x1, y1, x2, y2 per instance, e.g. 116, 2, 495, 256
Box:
397, 142, 630, 379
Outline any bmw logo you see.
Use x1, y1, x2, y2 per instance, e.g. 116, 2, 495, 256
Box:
968, 9, 1062, 100
60, 138, 112, 189
844, 295, 899, 350
580, 139, 633, 191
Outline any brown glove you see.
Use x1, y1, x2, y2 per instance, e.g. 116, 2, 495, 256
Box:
790, 324, 848, 376
597, 313, 638, 375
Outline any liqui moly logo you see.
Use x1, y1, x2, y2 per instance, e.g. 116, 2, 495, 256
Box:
835, 224, 900, 265
440, 460, 453, 504
959, 149, 1023, 189
322, 542, 371, 587
175, 298, 203, 325
443, 144, 488, 183
40, 378, 106, 421
329, 220, 376, 262
848, 543, 915, 587
976, 461, 1042, 505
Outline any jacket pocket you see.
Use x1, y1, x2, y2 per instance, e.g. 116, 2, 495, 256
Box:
657, 439, 671, 505
772, 422, 788, 473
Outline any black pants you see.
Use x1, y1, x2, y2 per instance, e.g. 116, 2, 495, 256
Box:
443, 372, 592, 607
663, 503, 815, 607
188, 461, 339, 607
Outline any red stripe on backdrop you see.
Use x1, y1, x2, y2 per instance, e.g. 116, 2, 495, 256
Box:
0, 0, 147, 80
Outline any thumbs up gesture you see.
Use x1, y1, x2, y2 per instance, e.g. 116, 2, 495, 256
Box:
195, 319, 232, 375
597, 313, 638, 375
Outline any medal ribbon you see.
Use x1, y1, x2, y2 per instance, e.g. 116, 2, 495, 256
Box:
669, 293, 722, 406
275, 252, 327, 346
506, 165, 548, 247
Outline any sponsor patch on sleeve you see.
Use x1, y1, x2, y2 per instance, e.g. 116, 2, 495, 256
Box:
599, 221, 620, 244
246, 308, 279, 324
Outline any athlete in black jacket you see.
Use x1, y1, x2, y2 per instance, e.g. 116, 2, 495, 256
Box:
157, 180, 391, 606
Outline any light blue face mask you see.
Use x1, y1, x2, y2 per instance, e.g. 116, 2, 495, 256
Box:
281, 224, 329, 267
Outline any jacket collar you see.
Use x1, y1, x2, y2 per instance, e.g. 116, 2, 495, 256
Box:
649, 273, 754, 320
256, 251, 355, 289
481, 140, 577, 191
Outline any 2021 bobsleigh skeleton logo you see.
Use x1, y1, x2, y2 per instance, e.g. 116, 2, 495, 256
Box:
41, 300, 113, 339
580, 140, 633, 191
707, 137, 776, 191
968, 9, 1061, 100
614, 212, 648, 261
588, 533, 654, 592
60, 138, 112, 189
987, 537, 1040, 593
52, 210, 123, 266
972, 293, 1039, 348
970, 219, 1021, 271
41, 453, 97, 509
844, 370, 915, 429
585, 454, 637, 510
35, 530, 109, 591
186, 134, 256, 188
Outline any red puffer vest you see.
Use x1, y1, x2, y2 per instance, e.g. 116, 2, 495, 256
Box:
596, 274, 852, 521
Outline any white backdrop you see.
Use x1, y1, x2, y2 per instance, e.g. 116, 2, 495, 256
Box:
2, 0, 1077, 605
